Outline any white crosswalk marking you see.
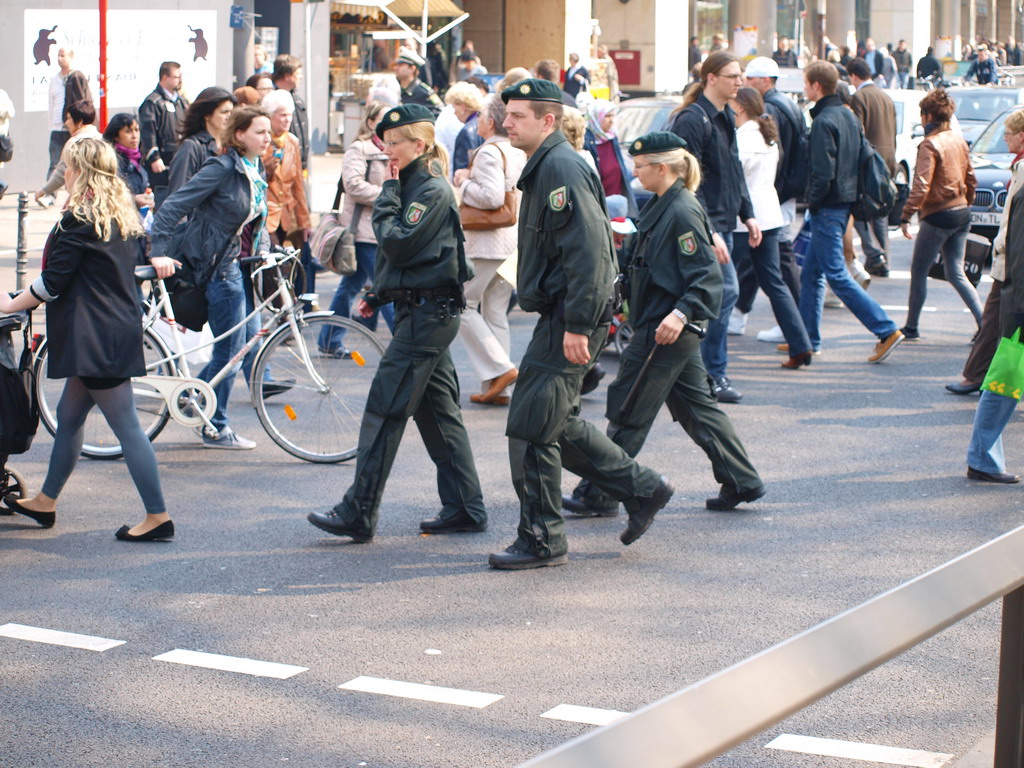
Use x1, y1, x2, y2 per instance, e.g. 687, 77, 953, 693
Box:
339, 675, 503, 708
766, 734, 954, 767
540, 704, 628, 726
151, 649, 308, 679
0, 623, 126, 651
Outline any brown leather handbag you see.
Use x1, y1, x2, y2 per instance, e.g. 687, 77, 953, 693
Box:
459, 144, 517, 231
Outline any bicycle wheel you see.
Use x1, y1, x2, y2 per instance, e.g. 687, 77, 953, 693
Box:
34, 325, 174, 459
251, 315, 385, 463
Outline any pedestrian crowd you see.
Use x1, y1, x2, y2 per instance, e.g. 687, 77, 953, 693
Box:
2, 36, 1023, 568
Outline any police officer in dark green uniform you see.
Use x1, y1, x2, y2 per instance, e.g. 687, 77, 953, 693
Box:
563, 132, 765, 516
307, 104, 485, 542
488, 80, 674, 571
395, 47, 443, 117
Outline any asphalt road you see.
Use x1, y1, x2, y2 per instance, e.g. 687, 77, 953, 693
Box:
1, 229, 1020, 768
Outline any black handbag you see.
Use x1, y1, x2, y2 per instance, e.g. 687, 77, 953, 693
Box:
166, 260, 209, 333
888, 183, 909, 227
928, 232, 990, 288
0, 135, 13, 164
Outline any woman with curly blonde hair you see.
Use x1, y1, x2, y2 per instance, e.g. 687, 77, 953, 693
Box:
0, 138, 175, 541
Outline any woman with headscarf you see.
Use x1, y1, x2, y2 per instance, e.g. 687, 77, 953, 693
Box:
583, 99, 638, 217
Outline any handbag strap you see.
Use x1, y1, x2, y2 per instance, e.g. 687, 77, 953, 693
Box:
348, 152, 376, 232
331, 174, 344, 212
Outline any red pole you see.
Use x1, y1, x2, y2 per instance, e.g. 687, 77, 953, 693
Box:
98, 0, 108, 130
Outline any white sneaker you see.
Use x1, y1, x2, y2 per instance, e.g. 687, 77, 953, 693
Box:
202, 426, 256, 450
848, 258, 871, 289
757, 325, 785, 343
727, 311, 747, 336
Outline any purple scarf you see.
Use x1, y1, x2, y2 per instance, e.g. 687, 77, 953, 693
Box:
115, 143, 142, 170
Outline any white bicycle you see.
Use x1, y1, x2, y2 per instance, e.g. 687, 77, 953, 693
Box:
33, 249, 385, 463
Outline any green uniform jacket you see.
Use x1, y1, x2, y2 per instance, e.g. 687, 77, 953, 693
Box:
370, 156, 471, 304
516, 131, 616, 336
400, 78, 443, 116
628, 178, 722, 328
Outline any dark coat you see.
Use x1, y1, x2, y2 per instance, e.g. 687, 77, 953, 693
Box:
167, 130, 218, 195
851, 82, 897, 174
139, 86, 189, 188
515, 131, 616, 336
289, 88, 310, 168
917, 54, 942, 79
114, 149, 150, 197
628, 178, 722, 328
1002, 184, 1024, 335
763, 87, 806, 200
399, 78, 444, 117
806, 93, 860, 211
453, 113, 484, 173
150, 149, 270, 281
772, 49, 799, 68
563, 65, 589, 98
667, 94, 754, 234
31, 214, 145, 379
583, 128, 639, 218
369, 156, 470, 301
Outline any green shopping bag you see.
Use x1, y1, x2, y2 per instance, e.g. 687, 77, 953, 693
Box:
982, 328, 1024, 399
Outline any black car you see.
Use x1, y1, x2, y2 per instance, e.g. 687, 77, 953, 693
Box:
947, 86, 1024, 146
969, 105, 1021, 241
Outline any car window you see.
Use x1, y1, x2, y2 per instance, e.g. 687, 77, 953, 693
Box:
956, 92, 1020, 122
972, 111, 1011, 154
615, 104, 678, 145
893, 102, 904, 134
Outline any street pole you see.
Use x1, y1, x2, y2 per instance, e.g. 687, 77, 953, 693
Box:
15, 193, 28, 291
98, 0, 108, 129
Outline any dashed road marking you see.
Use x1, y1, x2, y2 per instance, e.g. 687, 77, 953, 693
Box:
765, 734, 954, 767
339, 675, 503, 708
0, 622, 126, 652
151, 649, 308, 679
540, 704, 628, 726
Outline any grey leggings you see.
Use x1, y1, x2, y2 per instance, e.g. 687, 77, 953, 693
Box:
41, 377, 166, 514
905, 219, 984, 331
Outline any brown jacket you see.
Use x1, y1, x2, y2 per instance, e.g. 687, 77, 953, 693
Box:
901, 126, 976, 222
262, 131, 310, 234
851, 82, 897, 173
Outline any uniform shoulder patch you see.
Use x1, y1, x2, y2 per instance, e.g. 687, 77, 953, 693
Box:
548, 185, 567, 211
406, 202, 428, 225
678, 231, 697, 255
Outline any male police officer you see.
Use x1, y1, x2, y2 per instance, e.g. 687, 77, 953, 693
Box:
489, 79, 673, 570
395, 47, 443, 117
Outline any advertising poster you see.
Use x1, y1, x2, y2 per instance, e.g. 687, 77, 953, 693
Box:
733, 25, 758, 58
24, 9, 217, 113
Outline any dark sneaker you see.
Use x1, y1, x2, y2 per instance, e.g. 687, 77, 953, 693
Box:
621, 477, 675, 545
712, 376, 742, 403
202, 427, 256, 450
899, 326, 920, 341
561, 491, 620, 518
488, 545, 568, 570
706, 484, 767, 511
419, 510, 487, 534
864, 258, 890, 277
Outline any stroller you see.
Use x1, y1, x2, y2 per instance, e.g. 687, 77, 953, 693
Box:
0, 309, 37, 508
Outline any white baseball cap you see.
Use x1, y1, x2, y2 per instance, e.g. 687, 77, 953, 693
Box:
744, 57, 780, 79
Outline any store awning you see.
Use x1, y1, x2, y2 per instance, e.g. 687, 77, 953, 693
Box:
332, 0, 464, 18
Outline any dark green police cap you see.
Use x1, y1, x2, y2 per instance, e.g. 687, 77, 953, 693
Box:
627, 131, 688, 156
376, 104, 436, 139
500, 78, 563, 105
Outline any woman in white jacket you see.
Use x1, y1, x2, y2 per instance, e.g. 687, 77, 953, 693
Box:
319, 101, 395, 355
453, 94, 526, 404
729, 86, 813, 368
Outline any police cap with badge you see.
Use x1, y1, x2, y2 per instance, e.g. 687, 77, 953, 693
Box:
500, 77, 564, 104
376, 104, 437, 140
627, 131, 688, 156
396, 46, 426, 68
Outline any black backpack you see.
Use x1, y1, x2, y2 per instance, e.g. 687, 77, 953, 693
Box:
851, 134, 897, 222
0, 313, 38, 457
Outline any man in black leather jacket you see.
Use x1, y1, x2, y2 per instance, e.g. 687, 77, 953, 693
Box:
139, 62, 189, 210
799, 61, 903, 364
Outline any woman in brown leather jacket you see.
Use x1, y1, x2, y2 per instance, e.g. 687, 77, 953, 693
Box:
899, 88, 983, 340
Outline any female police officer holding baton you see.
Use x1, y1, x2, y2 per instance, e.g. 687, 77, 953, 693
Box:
563, 132, 765, 515
307, 104, 486, 541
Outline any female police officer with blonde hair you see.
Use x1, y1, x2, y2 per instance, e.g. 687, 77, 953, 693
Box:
307, 104, 486, 542
563, 131, 765, 515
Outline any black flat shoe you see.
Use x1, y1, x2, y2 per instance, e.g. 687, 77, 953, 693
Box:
488, 545, 568, 570
967, 467, 1021, 484
621, 477, 675, 545
114, 520, 175, 541
946, 382, 981, 395
307, 511, 373, 542
706, 484, 766, 511
3, 495, 55, 528
561, 493, 620, 518
419, 510, 487, 534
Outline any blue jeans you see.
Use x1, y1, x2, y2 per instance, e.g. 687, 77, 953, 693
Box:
199, 263, 246, 432
732, 228, 811, 355
799, 206, 898, 351
701, 231, 737, 378
240, 267, 264, 384
319, 242, 395, 351
905, 218, 983, 331
967, 390, 1019, 473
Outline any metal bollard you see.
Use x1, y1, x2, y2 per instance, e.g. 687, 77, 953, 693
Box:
15, 191, 28, 291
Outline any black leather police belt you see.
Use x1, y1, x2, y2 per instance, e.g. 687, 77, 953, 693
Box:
378, 286, 460, 305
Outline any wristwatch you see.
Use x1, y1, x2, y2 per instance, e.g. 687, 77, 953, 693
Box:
671, 308, 687, 322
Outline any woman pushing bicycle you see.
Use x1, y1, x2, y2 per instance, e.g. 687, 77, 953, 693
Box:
0, 138, 174, 541
307, 104, 487, 542
149, 105, 273, 450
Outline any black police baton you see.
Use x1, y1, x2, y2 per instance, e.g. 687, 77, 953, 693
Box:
618, 321, 705, 419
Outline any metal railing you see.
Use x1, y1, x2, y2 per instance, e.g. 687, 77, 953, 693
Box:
517, 525, 1024, 768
